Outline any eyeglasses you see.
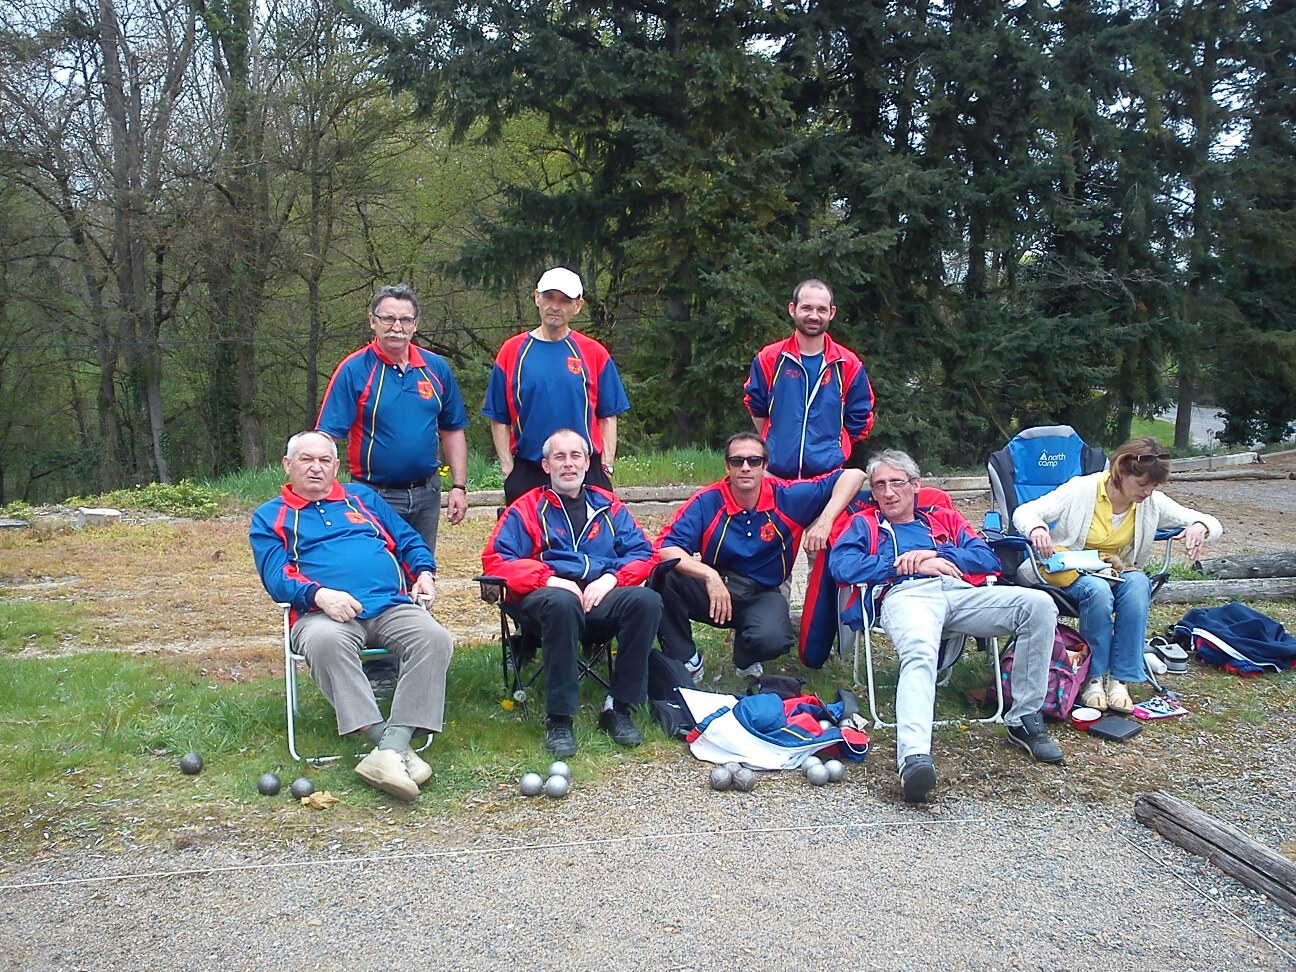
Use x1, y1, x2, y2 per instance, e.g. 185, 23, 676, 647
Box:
870, 478, 913, 493
373, 314, 418, 327
725, 455, 767, 469
1131, 453, 1171, 463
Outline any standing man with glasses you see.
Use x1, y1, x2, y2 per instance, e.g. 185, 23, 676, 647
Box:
317, 285, 469, 690
655, 432, 864, 681
484, 267, 630, 504
828, 449, 1064, 804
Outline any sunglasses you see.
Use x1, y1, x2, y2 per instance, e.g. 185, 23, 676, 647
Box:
1131, 453, 1171, 463
725, 455, 767, 469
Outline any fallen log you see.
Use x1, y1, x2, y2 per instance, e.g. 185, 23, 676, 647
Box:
1155, 577, 1296, 602
1171, 469, 1295, 482
1134, 790, 1296, 917
1199, 553, 1296, 580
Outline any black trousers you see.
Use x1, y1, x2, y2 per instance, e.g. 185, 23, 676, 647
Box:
518, 585, 659, 718
504, 452, 613, 504
656, 570, 794, 670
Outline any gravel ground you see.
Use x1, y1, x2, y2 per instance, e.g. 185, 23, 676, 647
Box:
2, 747, 1295, 971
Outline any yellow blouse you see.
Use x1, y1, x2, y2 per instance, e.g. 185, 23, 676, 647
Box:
1084, 470, 1136, 557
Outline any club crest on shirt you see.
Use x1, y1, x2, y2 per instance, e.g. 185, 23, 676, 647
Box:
784, 368, 800, 380
567, 356, 583, 376
820, 371, 832, 386
760, 521, 777, 542
587, 522, 601, 540
346, 511, 368, 524
417, 380, 434, 400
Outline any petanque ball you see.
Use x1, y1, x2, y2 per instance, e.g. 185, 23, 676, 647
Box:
818, 719, 832, 730
520, 772, 544, 797
805, 763, 830, 786
709, 766, 733, 791
547, 760, 571, 780
256, 772, 281, 796
824, 759, 846, 783
543, 774, 570, 798
289, 777, 315, 800
732, 767, 757, 792
179, 752, 204, 775
802, 755, 823, 771
723, 761, 742, 776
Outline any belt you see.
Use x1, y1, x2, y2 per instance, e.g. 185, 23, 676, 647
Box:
353, 476, 434, 491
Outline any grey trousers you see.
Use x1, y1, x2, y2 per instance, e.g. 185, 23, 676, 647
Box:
879, 576, 1057, 770
291, 603, 453, 736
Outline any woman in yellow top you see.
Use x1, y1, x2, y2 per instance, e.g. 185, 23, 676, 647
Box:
1012, 437, 1222, 713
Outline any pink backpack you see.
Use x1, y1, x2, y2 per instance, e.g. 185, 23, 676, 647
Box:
997, 623, 1092, 720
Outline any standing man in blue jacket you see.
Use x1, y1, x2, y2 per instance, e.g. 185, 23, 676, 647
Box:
743, 279, 874, 480
828, 449, 1063, 804
250, 431, 453, 802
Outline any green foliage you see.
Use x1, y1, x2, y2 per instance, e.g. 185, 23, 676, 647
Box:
67, 481, 223, 519
0, 501, 36, 520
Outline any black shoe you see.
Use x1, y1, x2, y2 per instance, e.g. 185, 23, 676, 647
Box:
1006, 712, 1064, 764
545, 718, 577, 757
598, 706, 643, 747
899, 754, 937, 804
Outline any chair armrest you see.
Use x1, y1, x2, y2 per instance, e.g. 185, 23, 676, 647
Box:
474, 574, 507, 604
1154, 527, 1183, 542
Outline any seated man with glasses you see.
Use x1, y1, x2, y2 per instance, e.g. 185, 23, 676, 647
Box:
655, 432, 864, 681
828, 449, 1064, 804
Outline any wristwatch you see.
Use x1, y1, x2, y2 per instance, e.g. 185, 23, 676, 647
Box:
602, 463, 614, 476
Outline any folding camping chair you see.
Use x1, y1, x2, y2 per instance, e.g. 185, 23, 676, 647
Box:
473, 577, 616, 717
984, 424, 1180, 610
280, 601, 433, 764
832, 486, 1005, 728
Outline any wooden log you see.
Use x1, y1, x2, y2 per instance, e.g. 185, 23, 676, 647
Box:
1198, 553, 1296, 580
1154, 577, 1296, 603
1134, 790, 1296, 916
1172, 469, 1294, 482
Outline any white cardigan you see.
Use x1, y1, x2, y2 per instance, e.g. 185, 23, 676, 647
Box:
1011, 471, 1223, 568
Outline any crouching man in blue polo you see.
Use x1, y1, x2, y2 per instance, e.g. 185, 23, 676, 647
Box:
828, 449, 1063, 804
250, 430, 453, 802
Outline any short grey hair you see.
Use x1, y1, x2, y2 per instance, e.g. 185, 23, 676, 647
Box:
286, 430, 337, 461
865, 449, 920, 481
369, 284, 420, 318
542, 429, 591, 460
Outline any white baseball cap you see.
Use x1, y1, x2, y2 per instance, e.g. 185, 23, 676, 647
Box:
535, 267, 583, 298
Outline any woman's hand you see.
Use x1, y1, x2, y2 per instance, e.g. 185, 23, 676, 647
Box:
1028, 525, 1055, 559
1182, 522, 1209, 561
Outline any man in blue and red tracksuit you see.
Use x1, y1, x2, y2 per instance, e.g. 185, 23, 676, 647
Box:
655, 432, 865, 682
317, 284, 470, 555
483, 267, 630, 504
827, 448, 1063, 805
744, 278, 874, 480
482, 429, 660, 758
250, 431, 453, 803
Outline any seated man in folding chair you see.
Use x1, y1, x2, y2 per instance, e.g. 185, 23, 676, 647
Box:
481, 428, 661, 758
250, 430, 453, 802
827, 449, 1064, 805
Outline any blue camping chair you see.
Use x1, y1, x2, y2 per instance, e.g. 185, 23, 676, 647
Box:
983, 425, 1180, 615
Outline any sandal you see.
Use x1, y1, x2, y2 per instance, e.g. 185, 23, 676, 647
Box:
1105, 677, 1134, 715
1081, 679, 1108, 711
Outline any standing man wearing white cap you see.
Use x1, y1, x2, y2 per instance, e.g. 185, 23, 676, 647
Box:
484, 267, 631, 503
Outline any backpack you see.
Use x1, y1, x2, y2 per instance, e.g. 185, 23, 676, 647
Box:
1173, 601, 1296, 676
995, 623, 1091, 720
646, 649, 696, 739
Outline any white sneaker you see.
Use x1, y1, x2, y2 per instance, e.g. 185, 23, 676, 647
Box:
735, 661, 764, 680
685, 653, 705, 685
403, 747, 433, 786
356, 748, 418, 801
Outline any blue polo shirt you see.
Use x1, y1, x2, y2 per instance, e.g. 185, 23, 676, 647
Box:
657, 471, 844, 588
317, 341, 468, 485
250, 481, 435, 622
483, 330, 630, 463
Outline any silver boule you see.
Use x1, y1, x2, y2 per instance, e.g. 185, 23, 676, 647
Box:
824, 759, 846, 782
520, 772, 544, 796
802, 755, 823, 771
709, 766, 733, 791
723, 761, 742, 775
543, 774, 570, 798
548, 760, 572, 780
805, 762, 830, 786
732, 767, 757, 792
